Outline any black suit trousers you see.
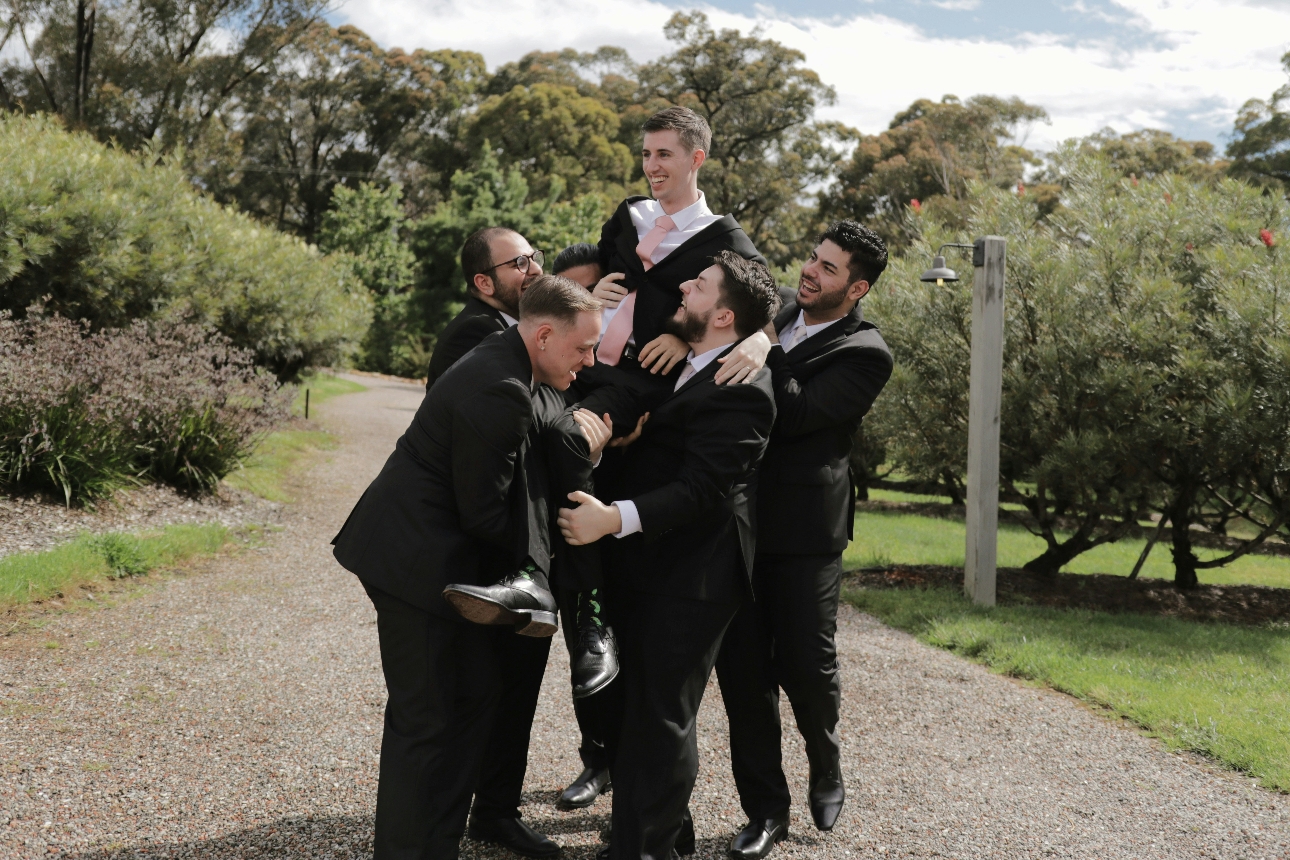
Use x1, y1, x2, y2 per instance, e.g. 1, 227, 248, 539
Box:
715, 553, 844, 820
364, 582, 501, 860
471, 631, 552, 820
606, 590, 739, 860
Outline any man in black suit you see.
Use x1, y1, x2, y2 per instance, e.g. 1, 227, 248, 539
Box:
332, 276, 603, 860
580, 106, 774, 430
558, 250, 782, 860
550, 105, 778, 815
426, 226, 544, 388
715, 221, 893, 859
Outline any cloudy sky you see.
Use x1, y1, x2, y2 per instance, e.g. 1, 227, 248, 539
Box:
333, 0, 1290, 152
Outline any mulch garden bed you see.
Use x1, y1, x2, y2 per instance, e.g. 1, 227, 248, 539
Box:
844, 564, 1290, 626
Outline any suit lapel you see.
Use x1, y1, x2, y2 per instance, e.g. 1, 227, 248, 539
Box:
783, 305, 864, 365
672, 343, 736, 398
648, 215, 739, 274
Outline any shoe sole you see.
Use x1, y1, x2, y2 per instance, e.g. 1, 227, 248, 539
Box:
442, 591, 558, 638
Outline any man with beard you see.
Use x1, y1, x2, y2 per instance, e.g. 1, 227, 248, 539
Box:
714, 221, 893, 859
557, 251, 780, 860
426, 227, 544, 388
332, 276, 604, 860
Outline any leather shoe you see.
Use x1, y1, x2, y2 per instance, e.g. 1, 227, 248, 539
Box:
729, 815, 789, 860
443, 572, 558, 637
468, 815, 561, 858
557, 766, 611, 809
808, 773, 845, 832
571, 622, 619, 698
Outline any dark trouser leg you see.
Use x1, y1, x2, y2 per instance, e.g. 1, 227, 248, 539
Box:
541, 409, 602, 593
364, 583, 500, 860
470, 629, 552, 820
769, 554, 844, 784
715, 557, 791, 821
609, 591, 739, 860
559, 594, 611, 770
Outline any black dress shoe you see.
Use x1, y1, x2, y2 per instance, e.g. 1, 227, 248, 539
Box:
443, 572, 558, 637
468, 815, 561, 858
557, 766, 611, 809
572, 621, 619, 698
729, 815, 789, 860
808, 773, 845, 832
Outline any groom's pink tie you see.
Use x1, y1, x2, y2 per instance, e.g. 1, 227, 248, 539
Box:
636, 214, 676, 271
598, 214, 676, 366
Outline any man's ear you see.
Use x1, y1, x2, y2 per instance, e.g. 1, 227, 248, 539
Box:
690, 147, 707, 173
534, 322, 555, 350
849, 279, 872, 302
474, 273, 497, 297
712, 306, 736, 331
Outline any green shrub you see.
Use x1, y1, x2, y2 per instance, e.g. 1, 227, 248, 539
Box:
0, 114, 371, 379
0, 313, 291, 504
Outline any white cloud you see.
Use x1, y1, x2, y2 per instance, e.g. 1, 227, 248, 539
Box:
334, 0, 1290, 149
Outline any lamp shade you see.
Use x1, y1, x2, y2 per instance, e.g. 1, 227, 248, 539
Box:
920, 255, 959, 283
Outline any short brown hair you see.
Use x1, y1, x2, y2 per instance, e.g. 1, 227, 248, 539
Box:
642, 106, 712, 155
461, 226, 519, 294
518, 275, 602, 326
713, 251, 780, 338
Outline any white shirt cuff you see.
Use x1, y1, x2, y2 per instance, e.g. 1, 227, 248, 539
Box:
591, 450, 603, 469
612, 500, 641, 538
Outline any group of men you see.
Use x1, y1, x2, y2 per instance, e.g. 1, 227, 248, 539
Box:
331, 106, 894, 860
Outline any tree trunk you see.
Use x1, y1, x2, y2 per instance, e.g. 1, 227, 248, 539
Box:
1169, 493, 1200, 590
1022, 533, 1092, 575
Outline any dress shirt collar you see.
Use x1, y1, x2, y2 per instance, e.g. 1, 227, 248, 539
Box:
779, 310, 836, 350
499, 310, 518, 328
684, 342, 731, 377
638, 192, 712, 233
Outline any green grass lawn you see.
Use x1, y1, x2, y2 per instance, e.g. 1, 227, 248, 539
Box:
292, 370, 367, 416
845, 585, 1290, 792
843, 508, 1290, 589
225, 371, 366, 503
0, 524, 233, 611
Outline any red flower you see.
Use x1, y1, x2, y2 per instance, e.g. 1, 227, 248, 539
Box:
1163, 192, 1173, 204
1261, 229, 1275, 248
1130, 173, 1139, 187
910, 198, 922, 213
1017, 182, 1026, 196
1185, 243, 1194, 251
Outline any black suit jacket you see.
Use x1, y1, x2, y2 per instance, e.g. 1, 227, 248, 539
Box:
334, 327, 546, 616
757, 300, 893, 556
606, 343, 777, 603
597, 197, 767, 349
425, 296, 509, 388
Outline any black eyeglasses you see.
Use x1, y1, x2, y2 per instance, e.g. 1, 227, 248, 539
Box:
483, 250, 544, 275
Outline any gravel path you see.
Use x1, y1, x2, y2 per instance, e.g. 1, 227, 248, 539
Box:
1, 375, 1287, 859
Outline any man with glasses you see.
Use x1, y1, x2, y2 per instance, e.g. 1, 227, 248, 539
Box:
426, 227, 545, 387
424, 226, 565, 858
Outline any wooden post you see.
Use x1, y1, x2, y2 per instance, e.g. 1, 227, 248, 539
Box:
305, 388, 310, 420
964, 236, 1006, 606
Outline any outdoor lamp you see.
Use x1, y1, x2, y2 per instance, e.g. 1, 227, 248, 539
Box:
920, 243, 981, 285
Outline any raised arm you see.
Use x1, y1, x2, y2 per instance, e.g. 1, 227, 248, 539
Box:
767, 341, 892, 438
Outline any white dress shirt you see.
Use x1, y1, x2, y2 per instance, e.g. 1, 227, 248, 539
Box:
599, 193, 722, 338
778, 310, 835, 352
612, 342, 730, 538
499, 310, 518, 328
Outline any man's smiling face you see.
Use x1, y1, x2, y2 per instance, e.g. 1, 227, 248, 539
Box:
642, 129, 703, 207
797, 239, 866, 316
